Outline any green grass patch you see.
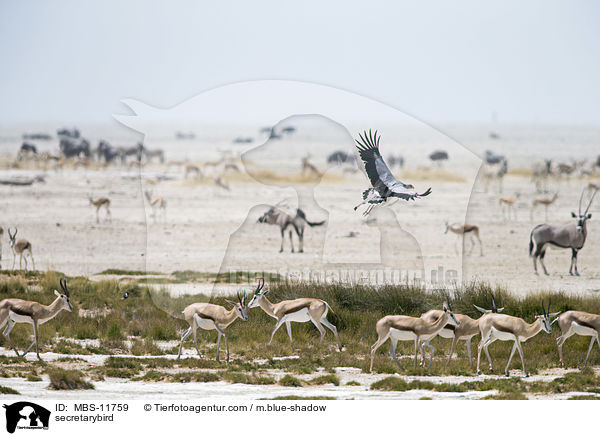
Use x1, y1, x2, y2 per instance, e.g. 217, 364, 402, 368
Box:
0, 385, 20, 394
279, 374, 303, 387
308, 374, 340, 386
221, 371, 276, 385
47, 368, 94, 390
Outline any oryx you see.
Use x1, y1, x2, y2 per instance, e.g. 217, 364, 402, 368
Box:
529, 187, 597, 276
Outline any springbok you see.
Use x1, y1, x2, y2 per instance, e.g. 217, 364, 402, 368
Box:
301, 155, 321, 177
530, 192, 558, 222
247, 279, 342, 351
213, 175, 230, 191
444, 222, 483, 256
0, 278, 73, 360
476, 300, 558, 377
498, 194, 519, 221
555, 310, 600, 365
529, 187, 597, 275
7, 228, 34, 271
88, 195, 111, 223
184, 163, 203, 179
176, 291, 248, 362
257, 205, 325, 253
420, 295, 503, 367
144, 190, 167, 222
369, 299, 459, 372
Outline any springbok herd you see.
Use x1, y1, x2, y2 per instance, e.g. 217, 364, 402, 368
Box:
1, 128, 600, 377
1, 277, 600, 378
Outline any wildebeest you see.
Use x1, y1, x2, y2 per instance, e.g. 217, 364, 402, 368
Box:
97, 140, 121, 163
529, 187, 597, 275
22, 133, 52, 140
139, 144, 165, 163
484, 150, 505, 165
258, 206, 325, 253
59, 136, 91, 159
20, 142, 37, 154
57, 127, 80, 138
119, 142, 144, 164
233, 137, 253, 144
327, 150, 355, 165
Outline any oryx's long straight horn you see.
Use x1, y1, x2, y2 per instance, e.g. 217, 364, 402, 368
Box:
579, 188, 586, 215
584, 188, 597, 215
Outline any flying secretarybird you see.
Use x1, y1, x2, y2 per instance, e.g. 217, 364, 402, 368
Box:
354, 130, 432, 215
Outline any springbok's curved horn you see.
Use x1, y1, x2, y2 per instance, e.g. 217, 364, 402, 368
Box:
584, 188, 597, 215
60, 278, 70, 297
255, 278, 265, 294
491, 294, 498, 313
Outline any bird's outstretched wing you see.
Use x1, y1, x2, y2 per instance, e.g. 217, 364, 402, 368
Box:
356, 129, 432, 201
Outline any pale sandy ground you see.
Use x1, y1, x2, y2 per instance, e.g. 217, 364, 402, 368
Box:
3, 348, 598, 400
0, 162, 598, 295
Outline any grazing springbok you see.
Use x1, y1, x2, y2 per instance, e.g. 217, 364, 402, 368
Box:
444, 222, 483, 256
0, 278, 73, 360
301, 155, 321, 177
420, 295, 503, 367
530, 192, 558, 222
529, 187, 597, 275
7, 228, 34, 271
555, 310, 600, 365
184, 163, 203, 179
247, 279, 342, 351
144, 190, 167, 222
88, 195, 111, 223
370, 299, 459, 372
476, 300, 558, 377
177, 291, 248, 362
257, 205, 325, 253
213, 175, 230, 191
498, 194, 519, 221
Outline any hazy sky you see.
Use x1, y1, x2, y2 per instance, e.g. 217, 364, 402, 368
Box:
0, 0, 599, 125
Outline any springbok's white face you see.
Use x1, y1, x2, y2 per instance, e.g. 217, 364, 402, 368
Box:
226, 292, 248, 321
54, 290, 73, 312
236, 303, 248, 321
535, 313, 552, 333
248, 290, 269, 308
443, 302, 460, 326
